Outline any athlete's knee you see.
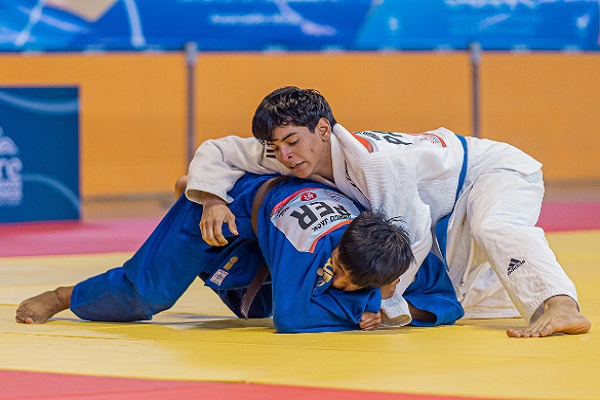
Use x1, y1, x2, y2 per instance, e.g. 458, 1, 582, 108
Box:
135, 288, 178, 316
471, 219, 507, 245
118, 275, 178, 317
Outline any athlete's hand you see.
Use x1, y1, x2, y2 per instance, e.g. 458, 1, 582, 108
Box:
199, 192, 238, 246
359, 311, 382, 331
380, 277, 400, 300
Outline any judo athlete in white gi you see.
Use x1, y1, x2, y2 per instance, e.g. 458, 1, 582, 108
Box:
16, 173, 464, 332
185, 86, 591, 338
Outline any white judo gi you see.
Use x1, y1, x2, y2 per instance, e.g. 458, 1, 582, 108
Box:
186, 125, 579, 323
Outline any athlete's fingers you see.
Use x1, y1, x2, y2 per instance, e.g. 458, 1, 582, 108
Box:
360, 319, 378, 330
226, 216, 239, 236
364, 320, 382, 330
200, 216, 224, 246
211, 220, 229, 246
200, 203, 236, 246
360, 312, 382, 330
359, 319, 372, 329
212, 212, 237, 245
200, 221, 227, 246
201, 218, 228, 246
200, 221, 214, 246
370, 319, 382, 330
359, 313, 373, 329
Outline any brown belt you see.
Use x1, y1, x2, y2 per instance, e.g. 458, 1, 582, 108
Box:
239, 176, 289, 319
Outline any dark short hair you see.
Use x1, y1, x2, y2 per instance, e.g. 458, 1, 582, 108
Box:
337, 211, 414, 289
251, 86, 337, 144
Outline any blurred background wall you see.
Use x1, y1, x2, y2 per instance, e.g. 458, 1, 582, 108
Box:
1, 1, 599, 202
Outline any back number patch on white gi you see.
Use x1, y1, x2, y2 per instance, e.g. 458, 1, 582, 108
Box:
356, 131, 447, 150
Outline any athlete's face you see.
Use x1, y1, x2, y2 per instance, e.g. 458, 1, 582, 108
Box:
266, 118, 334, 181
329, 247, 364, 292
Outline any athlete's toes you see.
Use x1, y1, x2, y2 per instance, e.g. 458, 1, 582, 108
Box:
15, 310, 29, 323
507, 328, 524, 338
539, 324, 554, 337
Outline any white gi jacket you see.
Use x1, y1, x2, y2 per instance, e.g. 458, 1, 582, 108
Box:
187, 125, 579, 323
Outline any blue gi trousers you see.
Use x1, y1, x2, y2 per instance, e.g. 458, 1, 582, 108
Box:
71, 181, 273, 322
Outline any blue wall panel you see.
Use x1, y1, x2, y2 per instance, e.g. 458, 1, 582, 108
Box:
0, 87, 80, 223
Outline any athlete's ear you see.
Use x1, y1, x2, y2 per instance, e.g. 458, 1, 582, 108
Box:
317, 117, 331, 141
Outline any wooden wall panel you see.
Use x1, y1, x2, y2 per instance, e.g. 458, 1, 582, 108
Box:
194, 52, 472, 143
0, 53, 187, 197
1, 51, 597, 197
481, 53, 600, 182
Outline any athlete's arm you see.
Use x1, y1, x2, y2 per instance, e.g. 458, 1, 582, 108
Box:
272, 283, 382, 333
186, 136, 289, 204
403, 253, 465, 327
186, 135, 290, 245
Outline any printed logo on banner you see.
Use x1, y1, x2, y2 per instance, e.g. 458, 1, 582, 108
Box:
0, 87, 80, 223
0, 127, 23, 206
270, 187, 360, 253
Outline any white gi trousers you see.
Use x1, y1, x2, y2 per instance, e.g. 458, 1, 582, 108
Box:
446, 169, 579, 322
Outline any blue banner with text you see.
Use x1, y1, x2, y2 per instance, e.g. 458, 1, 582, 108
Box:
0, 87, 80, 223
0, 0, 598, 52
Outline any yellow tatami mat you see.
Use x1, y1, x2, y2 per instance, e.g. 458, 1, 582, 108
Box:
1, 231, 598, 400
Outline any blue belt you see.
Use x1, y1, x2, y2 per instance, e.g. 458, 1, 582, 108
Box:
434, 134, 468, 268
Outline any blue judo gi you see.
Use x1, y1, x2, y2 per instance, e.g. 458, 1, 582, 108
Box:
71, 173, 464, 333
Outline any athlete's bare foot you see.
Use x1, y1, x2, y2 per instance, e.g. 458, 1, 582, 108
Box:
507, 295, 591, 338
15, 286, 73, 324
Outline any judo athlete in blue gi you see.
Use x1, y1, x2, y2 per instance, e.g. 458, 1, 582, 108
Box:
16, 174, 464, 333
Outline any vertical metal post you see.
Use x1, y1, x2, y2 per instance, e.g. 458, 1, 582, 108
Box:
185, 42, 198, 165
470, 42, 482, 138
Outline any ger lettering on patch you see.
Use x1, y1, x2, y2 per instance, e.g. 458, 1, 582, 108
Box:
210, 269, 229, 286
